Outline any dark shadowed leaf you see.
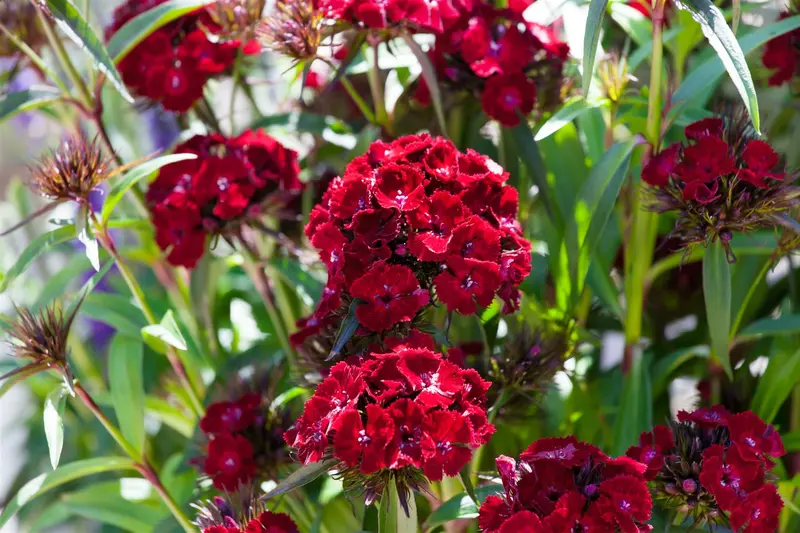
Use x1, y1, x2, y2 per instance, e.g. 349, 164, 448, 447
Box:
703, 240, 732, 378
109, 335, 146, 458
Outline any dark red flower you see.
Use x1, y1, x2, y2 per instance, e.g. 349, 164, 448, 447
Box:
421, 410, 474, 480
729, 484, 783, 533
244, 511, 300, 533
762, 12, 800, 87
201, 393, 260, 435
625, 424, 674, 480
642, 145, 680, 187
481, 73, 536, 127
727, 411, 786, 462
204, 433, 256, 490
682, 179, 720, 204
699, 444, 764, 511
684, 117, 724, 141
407, 191, 470, 261
676, 136, 735, 183
350, 262, 430, 332
334, 406, 395, 473
435, 257, 502, 314
676, 404, 730, 427
497, 511, 542, 533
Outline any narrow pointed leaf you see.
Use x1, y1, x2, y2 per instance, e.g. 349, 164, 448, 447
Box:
424, 485, 503, 529
0, 225, 77, 293
0, 457, 137, 528
507, 123, 562, 230
534, 97, 599, 141
75, 204, 99, 271
737, 315, 800, 342
0, 363, 48, 401
44, 0, 133, 103
101, 153, 197, 224
261, 460, 336, 501
109, 335, 146, 457
328, 299, 361, 360
43, 386, 68, 470
0, 87, 61, 122
402, 34, 447, 136
141, 310, 188, 353
582, 0, 610, 92
612, 349, 652, 456
107, 0, 214, 62
703, 240, 733, 378
751, 346, 800, 424
671, 0, 760, 130
379, 477, 417, 533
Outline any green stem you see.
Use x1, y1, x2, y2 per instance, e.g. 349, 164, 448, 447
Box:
36, 4, 94, 108
623, 0, 666, 372
0, 22, 71, 95
447, 102, 465, 148
729, 259, 771, 338
367, 44, 387, 127
72, 382, 195, 533
340, 76, 376, 124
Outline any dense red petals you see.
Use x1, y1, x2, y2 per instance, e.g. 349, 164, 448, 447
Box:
373, 164, 427, 211
350, 262, 430, 332
762, 14, 800, 87
598, 475, 653, 530
204, 433, 256, 490
728, 411, 786, 461
626, 425, 673, 480
244, 511, 300, 533
200, 393, 260, 435
729, 485, 783, 533
677, 405, 730, 427
435, 257, 502, 314
684, 118, 725, 141
498, 511, 543, 533
447, 216, 502, 261
481, 73, 536, 127
682, 179, 720, 204
742, 140, 781, 173
421, 410, 474, 480
478, 495, 513, 533
699, 444, 763, 511
642, 144, 680, 187
676, 137, 735, 182
334, 406, 395, 473
520, 436, 598, 466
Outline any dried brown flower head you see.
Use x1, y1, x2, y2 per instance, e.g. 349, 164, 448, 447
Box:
31, 134, 111, 203
256, 0, 325, 62
2, 304, 75, 382
207, 0, 266, 42
0, 0, 46, 57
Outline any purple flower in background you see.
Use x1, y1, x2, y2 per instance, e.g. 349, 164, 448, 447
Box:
143, 107, 180, 152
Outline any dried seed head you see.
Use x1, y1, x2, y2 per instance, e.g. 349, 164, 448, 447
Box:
0, 0, 46, 57
256, 0, 325, 62
31, 134, 111, 203
193, 486, 264, 529
207, 0, 266, 42
4, 304, 74, 380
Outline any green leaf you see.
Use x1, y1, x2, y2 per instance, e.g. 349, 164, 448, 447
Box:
582, 0, 610, 92
675, 15, 800, 113
59, 481, 165, 532
671, 0, 760, 130
402, 34, 447, 136
329, 299, 361, 360
43, 385, 68, 470
508, 123, 562, 230
81, 293, 148, 339
424, 485, 503, 529
109, 335, 146, 458
379, 477, 417, 533
107, 0, 213, 62
0, 225, 77, 293
609, 3, 653, 46
262, 460, 336, 501
612, 350, 652, 456
703, 240, 733, 378
250, 112, 353, 135
737, 315, 800, 342
101, 154, 198, 225
535, 97, 602, 141
751, 346, 800, 424
145, 396, 193, 438
0, 456, 137, 528
44, 0, 133, 103
652, 346, 709, 397
0, 86, 61, 122
75, 204, 100, 271
141, 310, 188, 353
33, 255, 96, 310
566, 137, 640, 307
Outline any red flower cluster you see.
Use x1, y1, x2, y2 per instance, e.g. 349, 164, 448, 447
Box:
417, 4, 569, 126
147, 130, 302, 268
202, 509, 298, 533
626, 406, 785, 532
198, 389, 292, 491
316, 0, 472, 33
304, 133, 531, 334
478, 437, 653, 532
284, 343, 494, 489
106, 0, 258, 112
762, 10, 800, 87
642, 116, 796, 252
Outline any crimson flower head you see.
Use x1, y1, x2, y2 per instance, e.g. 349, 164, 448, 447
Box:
643, 114, 800, 260
317, 0, 467, 35
106, 0, 259, 112
195, 490, 299, 533
147, 130, 303, 268
626, 405, 785, 529
478, 437, 653, 532
761, 5, 800, 88
284, 344, 494, 504
303, 133, 531, 340
416, 4, 570, 127
197, 380, 294, 491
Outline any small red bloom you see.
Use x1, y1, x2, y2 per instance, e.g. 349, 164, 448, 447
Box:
625, 424, 674, 480
742, 140, 781, 173
204, 433, 256, 490
729, 484, 783, 533
481, 73, 536, 127
642, 145, 680, 187
244, 511, 300, 533
498, 511, 542, 533
434, 257, 502, 314
373, 164, 427, 211
676, 136, 735, 183
676, 405, 730, 427
350, 262, 430, 332
421, 410, 474, 480
762, 12, 800, 87
334, 406, 395, 473
684, 117, 724, 141
201, 393, 260, 435
727, 411, 786, 462
699, 444, 763, 511
682, 179, 720, 204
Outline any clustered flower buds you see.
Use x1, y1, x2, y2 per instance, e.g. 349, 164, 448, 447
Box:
146, 130, 303, 268
2, 304, 75, 382
106, 0, 259, 112
761, 2, 800, 88
0, 0, 46, 57
285, 340, 494, 503
256, 0, 325, 63
304, 133, 531, 337
30, 134, 110, 205
198, 389, 292, 490
207, 0, 266, 43
642, 116, 799, 258
478, 436, 653, 532
626, 406, 785, 531
416, 3, 570, 127
195, 492, 299, 533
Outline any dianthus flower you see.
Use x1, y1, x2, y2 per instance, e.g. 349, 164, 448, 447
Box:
284, 344, 494, 504
415, 3, 569, 127
478, 437, 653, 532
317, 0, 471, 34
195, 491, 299, 533
762, 3, 800, 88
106, 0, 259, 112
642, 115, 799, 259
146, 130, 303, 268
303, 133, 531, 338
197, 383, 293, 491
625, 406, 785, 530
